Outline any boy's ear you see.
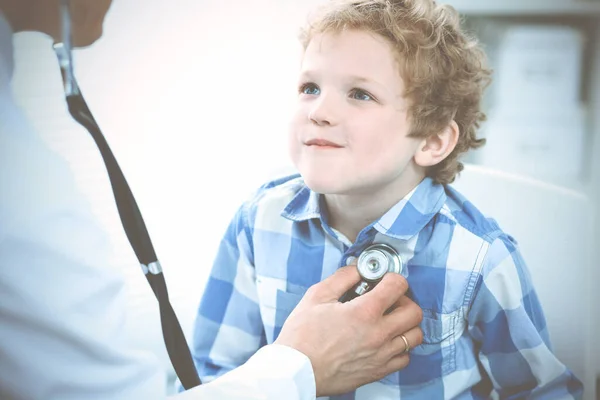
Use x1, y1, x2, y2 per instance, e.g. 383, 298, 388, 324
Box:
414, 120, 459, 167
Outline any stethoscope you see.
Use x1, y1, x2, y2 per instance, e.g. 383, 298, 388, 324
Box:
340, 244, 404, 303
51, 0, 405, 391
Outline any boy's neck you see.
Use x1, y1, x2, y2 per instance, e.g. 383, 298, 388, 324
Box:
324, 172, 425, 244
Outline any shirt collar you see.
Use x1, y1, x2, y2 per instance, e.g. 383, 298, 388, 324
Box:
282, 177, 447, 241
0, 12, 14, 89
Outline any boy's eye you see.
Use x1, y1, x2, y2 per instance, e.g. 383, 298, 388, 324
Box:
350, 89, 374, 101
300, 83, 320, 96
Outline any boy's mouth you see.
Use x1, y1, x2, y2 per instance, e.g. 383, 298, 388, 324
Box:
305, 139, 343, 148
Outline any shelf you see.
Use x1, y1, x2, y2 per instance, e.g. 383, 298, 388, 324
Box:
445, 0, 600, 16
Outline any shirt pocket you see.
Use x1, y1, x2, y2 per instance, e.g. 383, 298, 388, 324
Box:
382, 309, 463, 385
255, 275, 308, 343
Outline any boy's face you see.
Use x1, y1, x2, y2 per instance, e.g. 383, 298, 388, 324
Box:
289, 29, 423, 196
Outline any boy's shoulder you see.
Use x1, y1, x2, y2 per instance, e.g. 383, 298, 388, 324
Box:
439, 184, 509, 245
439, 184, 522, 272
242, 173, 308, 216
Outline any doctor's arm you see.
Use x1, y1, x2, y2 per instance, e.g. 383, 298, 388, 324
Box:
0, 93, 169, 399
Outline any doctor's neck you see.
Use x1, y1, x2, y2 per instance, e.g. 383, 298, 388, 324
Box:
0, 0, 60, 37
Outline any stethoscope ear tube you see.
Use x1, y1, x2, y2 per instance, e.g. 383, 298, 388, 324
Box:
63, 91, 202, 390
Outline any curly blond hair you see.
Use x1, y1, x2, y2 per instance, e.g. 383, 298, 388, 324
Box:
299, 0, 492, 184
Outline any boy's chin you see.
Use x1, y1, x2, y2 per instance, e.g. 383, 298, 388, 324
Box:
302, 175, 348, 195
296, 164, 356, 194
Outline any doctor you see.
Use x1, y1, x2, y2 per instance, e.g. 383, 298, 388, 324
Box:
0, 0, 423, 399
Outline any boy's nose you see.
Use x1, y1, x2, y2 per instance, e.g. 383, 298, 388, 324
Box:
308, 94, 339, 126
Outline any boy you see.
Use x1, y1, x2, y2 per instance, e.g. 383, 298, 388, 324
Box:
188, 0, 583, 398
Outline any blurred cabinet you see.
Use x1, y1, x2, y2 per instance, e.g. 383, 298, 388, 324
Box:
447, 0, 600, 16
444, 0, 600, 196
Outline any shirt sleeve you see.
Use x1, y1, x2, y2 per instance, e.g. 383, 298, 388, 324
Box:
467, 235, 583, 399
0, 96, 166, 399
170, 344, 316, 400
186, 202, 266, 384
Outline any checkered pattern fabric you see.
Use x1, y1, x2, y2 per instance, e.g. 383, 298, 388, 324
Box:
186, 175, 583, 399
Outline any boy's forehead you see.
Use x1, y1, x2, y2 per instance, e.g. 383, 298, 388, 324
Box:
305, 30, 393, 56
301, 30, 403, 85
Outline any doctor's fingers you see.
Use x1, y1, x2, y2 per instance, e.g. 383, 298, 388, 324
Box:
380, 350, 412, 378
373, 326, 422, 377
381, 325, 423, 359
380, 295, 423, 340
354, 273, 409, 316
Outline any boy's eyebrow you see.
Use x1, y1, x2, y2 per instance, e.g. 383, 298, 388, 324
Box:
297, 70, 321, 81
347, 75, 386, 89
299, 71, 386, 89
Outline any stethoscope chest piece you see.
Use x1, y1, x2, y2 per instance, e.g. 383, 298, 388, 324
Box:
357, 243, 403, 281
341, 243, 404, 302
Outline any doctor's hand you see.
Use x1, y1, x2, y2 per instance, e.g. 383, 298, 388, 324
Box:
274, 266, 423, 397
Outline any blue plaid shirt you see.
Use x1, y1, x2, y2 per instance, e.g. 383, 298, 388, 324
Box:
189, 175, 583, 399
